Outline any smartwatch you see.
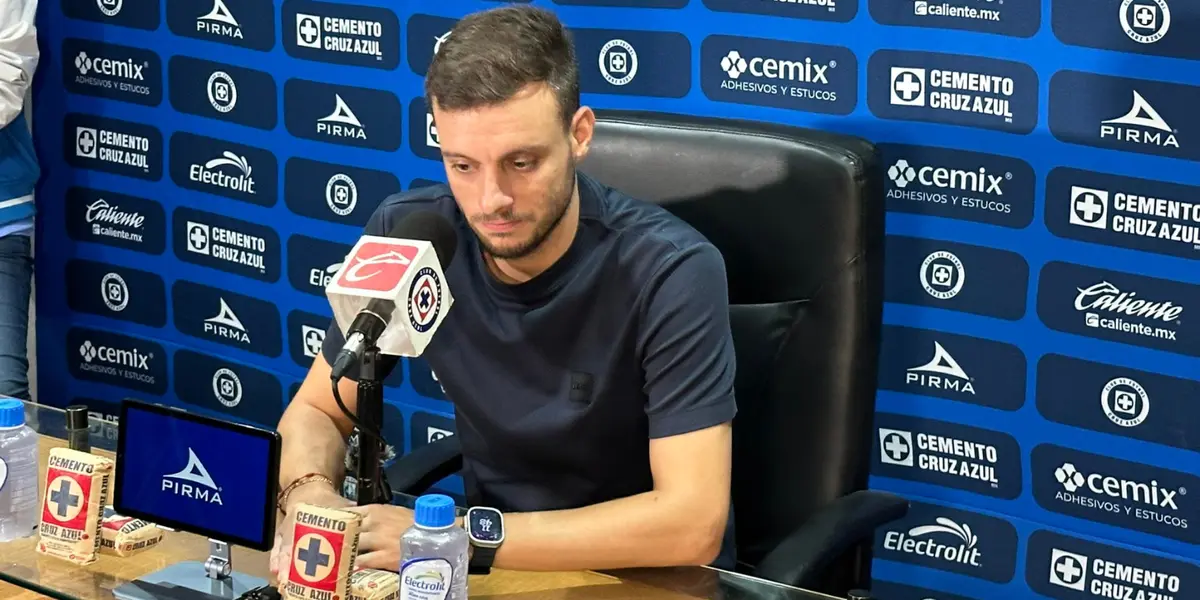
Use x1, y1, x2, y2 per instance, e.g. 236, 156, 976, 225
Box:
465, 506, 504, 575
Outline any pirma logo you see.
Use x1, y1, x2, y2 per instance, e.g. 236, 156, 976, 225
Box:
1046, 167, 1200, 259
1050, 70, 1199, 162
162, 448, 223, 505
1034, 444, 1198, 544
701, 0, 854, 23
1052, 0, 1196, 61
879, 325, 1026, 411
869, 50, 1038, 134
906, 341, 974, 395
314, 93, 360, 138
1026, 529, 1197, 600
870, 0, 1039, 38
875, 413, 1021, 499
63, 38, 160, 106
881, 143, 1033, 228
1036, 354, 1200, 453
66, 187, 165, 255
284, 78, 402, 151
68, 328, 167, 395
701, 35, 856, 115
64, 113, 162, 180
167, 0, 274, 51
173, 279, 282, 358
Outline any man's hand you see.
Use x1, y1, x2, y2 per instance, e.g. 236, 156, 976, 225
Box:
269, 484, 354, 584
343, 504, 416, 571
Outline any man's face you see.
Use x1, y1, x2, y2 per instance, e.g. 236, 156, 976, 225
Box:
432, 83, 587, 260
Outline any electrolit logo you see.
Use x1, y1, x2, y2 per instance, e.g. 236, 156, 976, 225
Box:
401, 557, 452, 600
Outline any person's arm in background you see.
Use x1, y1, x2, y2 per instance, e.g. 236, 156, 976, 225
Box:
0, 0, 38, 128
349, 241, 738, 572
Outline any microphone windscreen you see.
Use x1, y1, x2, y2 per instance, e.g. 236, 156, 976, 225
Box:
384, 210, 458, 269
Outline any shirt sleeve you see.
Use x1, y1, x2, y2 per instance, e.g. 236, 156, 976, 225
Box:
638, 242, 738, 439
0, 0, 37, 128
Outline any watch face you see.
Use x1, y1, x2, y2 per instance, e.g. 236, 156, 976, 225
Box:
468, 508, 503, 543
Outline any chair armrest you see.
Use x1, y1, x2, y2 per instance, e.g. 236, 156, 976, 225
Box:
383, 435, 463, 499
753, 490, 910, 589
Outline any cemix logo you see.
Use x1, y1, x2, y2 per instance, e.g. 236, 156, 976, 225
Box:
79, 339, 151, 370
888, 159, 1007, 196
1054, 462, 1182, 511
161, 447, 223, 505
1033, 444, 1197, 541
701, 35, 856, 115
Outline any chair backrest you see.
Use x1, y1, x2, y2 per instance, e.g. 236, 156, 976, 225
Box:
581, 110, 885, 588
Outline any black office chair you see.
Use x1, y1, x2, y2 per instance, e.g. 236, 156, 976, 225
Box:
384, 110, 907, 597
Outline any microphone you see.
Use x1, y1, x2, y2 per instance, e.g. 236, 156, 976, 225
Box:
326, 210, 458, 382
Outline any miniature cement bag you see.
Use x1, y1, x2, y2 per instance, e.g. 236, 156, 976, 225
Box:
282, 503, 363, 600
36, 447, 113, 565
349, 568, 399, 600
99, 506, 165, 557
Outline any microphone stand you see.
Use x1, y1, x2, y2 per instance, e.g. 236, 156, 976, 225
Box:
355, 344, 390, 505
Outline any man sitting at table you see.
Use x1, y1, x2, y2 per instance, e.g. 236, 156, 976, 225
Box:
271, 4, 737, 577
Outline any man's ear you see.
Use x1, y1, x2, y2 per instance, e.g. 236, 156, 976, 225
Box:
570, 106, 596, 161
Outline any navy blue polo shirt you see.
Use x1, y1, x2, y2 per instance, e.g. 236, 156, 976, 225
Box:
322, 172, 738, 566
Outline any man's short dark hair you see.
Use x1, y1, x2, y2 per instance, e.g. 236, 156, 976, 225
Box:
425, 6, 580, 129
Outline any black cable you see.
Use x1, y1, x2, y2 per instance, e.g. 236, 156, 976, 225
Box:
331, 378, 390, 501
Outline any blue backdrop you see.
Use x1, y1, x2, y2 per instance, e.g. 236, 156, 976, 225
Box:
30, 0, 1200, 597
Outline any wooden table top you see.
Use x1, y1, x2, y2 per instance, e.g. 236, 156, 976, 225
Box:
0, 433, 832, 600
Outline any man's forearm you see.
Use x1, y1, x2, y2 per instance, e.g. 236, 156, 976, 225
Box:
277, 401, 349, 492
492, 490, 726, 572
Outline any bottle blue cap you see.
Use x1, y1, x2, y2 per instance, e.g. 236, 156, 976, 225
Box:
413, 494, 456, 528
0, 399, 25, 428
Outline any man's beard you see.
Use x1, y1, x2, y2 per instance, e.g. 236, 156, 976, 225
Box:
474, 163, 576, 260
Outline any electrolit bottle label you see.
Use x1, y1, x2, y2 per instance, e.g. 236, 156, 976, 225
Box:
0, 456, 8, 492
399, 556, 452, 600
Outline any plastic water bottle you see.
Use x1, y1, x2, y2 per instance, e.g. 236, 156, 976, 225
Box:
0, 399, 39, 541
399, 494, 469, 600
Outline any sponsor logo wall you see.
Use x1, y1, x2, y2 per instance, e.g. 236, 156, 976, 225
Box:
31, 0, 1199, 596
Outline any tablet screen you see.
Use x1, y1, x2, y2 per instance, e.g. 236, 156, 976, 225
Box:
114, 400, 279, 550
